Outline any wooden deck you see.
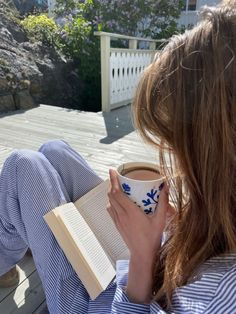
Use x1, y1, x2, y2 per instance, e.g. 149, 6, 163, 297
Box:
0, 104, 157, 313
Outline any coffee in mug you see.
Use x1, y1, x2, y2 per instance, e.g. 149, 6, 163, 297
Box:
117, 162, 165, 214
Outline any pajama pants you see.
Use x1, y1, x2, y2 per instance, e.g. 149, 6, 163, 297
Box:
0, 140, 104, 313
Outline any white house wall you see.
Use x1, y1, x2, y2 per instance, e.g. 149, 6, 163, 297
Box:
178, 0, 221, 28
48, 0, 56, 16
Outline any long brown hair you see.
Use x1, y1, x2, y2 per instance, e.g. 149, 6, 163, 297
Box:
133, 1, 236, 308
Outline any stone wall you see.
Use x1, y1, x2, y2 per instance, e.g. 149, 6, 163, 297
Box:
0, 1, 81, 113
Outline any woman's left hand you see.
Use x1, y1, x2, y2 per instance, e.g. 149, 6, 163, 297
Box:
107, 169, 172, 262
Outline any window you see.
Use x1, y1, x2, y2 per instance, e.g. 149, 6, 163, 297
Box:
188, 0, 197, 10
183, 0, 197, 11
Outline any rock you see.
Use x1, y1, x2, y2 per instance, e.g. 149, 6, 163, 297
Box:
0, 0, 82, 113
0, 77, 10, 92
0, 28, 14, 42
0, 94, 16, 112
14, 89, 35, 110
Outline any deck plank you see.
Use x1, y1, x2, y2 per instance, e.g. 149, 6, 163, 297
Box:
0, 256, 36, 302
33, 301, 49, 314
0, 104, 157, 313
0, 270, 44, 313
0, 256, 44, 314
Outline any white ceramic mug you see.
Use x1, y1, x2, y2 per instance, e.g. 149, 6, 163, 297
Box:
117, 162, 165, 215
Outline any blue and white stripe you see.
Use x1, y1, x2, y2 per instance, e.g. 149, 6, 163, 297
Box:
0, 139, 236, 313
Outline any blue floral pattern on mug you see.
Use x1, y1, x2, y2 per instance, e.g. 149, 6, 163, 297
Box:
121, 182, 164, 214
122, 183, 131, 195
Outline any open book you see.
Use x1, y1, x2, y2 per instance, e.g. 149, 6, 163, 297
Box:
44, 180, 129, 300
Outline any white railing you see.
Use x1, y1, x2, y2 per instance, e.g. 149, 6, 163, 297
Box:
94, 32, 163, 112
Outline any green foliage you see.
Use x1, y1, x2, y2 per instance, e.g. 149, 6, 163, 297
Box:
21, 1, 183, 111
62, 16, 101, 111
56, 1, 102, 111
0, 0, 21, 25
56, 0, 183, 38
54, 0, 183, 111
98, 0, 184, 38
21, 14, 58, 46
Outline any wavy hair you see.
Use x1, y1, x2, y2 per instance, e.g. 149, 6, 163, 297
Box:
133, 1, 236, 308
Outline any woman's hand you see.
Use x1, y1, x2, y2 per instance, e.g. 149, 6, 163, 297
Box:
107, 169, 172, 261
107, 169, 175, 303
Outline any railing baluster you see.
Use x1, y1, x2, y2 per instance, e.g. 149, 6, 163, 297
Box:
95, 32, 164, 112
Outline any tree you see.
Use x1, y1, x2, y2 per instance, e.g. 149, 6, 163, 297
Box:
54, 0, 183, 111
55, 0, 183, 39
97, 0, 184, 39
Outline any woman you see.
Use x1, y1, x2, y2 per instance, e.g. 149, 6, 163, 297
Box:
1, 2, 236, 313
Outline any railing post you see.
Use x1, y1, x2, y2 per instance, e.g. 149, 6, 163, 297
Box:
149, 42, 157, 61
149, 42, 156, 50
100, 35, 111, 112
129, 39, 138, 49
94, 31, 163, 112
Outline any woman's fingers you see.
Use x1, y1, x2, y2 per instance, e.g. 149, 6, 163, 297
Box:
109, 169, 121, 193
108, 170, 128, 219
108, 169, 126, 209
107, 169, 165, 256
108, 169, 144, 216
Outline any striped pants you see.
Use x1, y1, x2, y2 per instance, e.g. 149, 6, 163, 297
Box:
0, 140, 103, 313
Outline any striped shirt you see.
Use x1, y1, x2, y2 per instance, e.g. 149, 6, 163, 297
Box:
88, 256, 236, 313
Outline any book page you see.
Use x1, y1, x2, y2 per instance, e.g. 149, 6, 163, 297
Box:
44, 210, 113, 300
56, 204, 116, 290
74, 180, 130, 265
